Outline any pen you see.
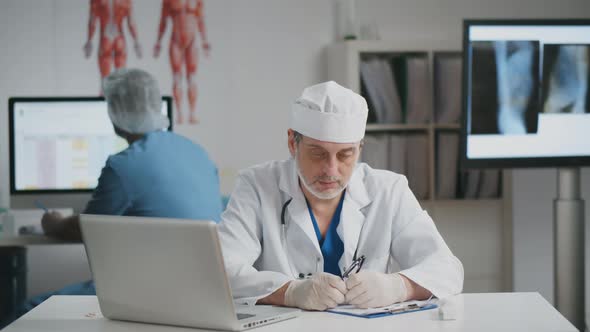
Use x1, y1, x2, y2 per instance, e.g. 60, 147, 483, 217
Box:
341, 255, 365, 279
34, 200, 49, 213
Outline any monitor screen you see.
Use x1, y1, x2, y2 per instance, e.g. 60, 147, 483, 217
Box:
461, 20, 590, 168
9, 97, 173, 193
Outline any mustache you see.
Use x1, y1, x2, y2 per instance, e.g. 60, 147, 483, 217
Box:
312, 176, 342, 184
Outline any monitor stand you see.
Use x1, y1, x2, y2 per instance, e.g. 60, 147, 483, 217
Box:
554, 167, 585, 331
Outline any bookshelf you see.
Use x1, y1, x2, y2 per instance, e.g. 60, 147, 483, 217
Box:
327, 40, 513, 292
327, 40, 506, 202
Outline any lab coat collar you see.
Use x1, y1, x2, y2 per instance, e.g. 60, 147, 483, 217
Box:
337, 164, 371, 272
279, 159, 321, 255
279, 160, 372, 270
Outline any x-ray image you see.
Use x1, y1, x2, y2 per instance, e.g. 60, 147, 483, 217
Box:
542, 44, 590, 114
470, 40, 540, 135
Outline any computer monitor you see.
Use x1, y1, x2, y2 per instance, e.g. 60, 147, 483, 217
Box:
9, 97, 173, 194
461, 19, 590, 168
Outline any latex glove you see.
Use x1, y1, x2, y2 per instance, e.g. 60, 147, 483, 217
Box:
345, 271, 407, 308
284, 272, 347, 311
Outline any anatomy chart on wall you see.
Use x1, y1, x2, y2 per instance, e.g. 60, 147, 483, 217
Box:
84, 0, 143, 90
82, 0, 211, 126
154, 0, 211, 125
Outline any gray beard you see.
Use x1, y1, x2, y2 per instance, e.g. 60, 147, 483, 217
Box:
294, 154, 348, 200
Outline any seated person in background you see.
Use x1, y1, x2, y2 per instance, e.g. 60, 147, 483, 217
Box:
42, 68, 222, 240
218, 81, 463, 311
23, 68, 222, 313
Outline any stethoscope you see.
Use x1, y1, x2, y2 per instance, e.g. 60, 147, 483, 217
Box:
280, 197, 364, 279
280, 198, 293, 245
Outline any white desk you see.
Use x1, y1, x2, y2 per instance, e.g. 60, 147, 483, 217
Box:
2, 293, 577, 332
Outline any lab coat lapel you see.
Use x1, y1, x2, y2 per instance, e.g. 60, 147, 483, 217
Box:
337, 166, 371, 273
278, 160, 322, 256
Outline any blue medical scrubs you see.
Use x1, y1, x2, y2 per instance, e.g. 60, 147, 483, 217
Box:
306, 191, 345, 277
19, 131, 222, 318
84, 130, 222, 221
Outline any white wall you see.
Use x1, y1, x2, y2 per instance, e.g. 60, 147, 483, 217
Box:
1, 0, 590, 306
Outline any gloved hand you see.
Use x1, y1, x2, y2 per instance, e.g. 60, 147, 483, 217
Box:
345, 271, 407, 308
284, 272, 347, 311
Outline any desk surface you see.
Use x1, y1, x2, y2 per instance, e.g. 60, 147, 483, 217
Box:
3, 293, 577, 332
0, 235, 78, 246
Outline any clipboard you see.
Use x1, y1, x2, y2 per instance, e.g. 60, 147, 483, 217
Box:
327, 300, 438, 319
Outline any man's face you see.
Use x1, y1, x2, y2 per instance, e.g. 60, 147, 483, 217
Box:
288, 129, 361, 200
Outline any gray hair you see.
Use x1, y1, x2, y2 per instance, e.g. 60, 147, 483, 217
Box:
293, 130, 303, 144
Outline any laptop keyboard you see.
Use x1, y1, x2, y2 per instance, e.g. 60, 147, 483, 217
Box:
237, 313, 255, 320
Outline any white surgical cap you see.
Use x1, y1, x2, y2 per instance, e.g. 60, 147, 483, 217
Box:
102, 68, 170, 134
290, 81, 368, 143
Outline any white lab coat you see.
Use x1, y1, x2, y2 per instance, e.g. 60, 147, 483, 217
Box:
218, 159, 463, 304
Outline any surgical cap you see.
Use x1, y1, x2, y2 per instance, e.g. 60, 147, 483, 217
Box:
290, 81, 368, 143
102, 68, 170, 134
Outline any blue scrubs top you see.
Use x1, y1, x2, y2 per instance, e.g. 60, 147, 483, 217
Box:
83, 131, 222, 222
306, 192, 345, 277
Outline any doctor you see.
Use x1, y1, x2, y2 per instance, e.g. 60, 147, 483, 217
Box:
218, 81, 463, 311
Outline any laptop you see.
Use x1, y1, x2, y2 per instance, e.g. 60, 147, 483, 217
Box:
80, 214, 300, 331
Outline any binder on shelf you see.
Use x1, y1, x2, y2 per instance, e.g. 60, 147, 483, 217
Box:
361, 77, 378, 124
379, 59, 403, 124
478, 169, 501, 198
405, 133, 429, 199
388, 134, 406, 175
434, 54, 463, 124
460, 170, 481, 199
360, 58, 402, 124
405, 56, 433, 124
360, 60, 385, 123
436, 133, 459, 199
390, 56, 408, 121
361, 134, 389, 170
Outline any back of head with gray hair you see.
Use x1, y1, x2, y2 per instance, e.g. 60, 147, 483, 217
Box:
102, 68, 170, 134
